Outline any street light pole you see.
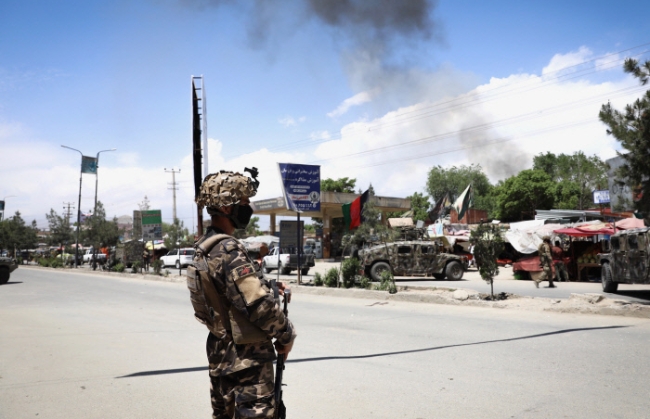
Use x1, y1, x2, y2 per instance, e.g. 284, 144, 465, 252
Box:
61, 145, 84, 268
92, 149, 116, 269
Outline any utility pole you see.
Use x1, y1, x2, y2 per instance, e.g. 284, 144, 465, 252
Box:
164, 168, 181, 221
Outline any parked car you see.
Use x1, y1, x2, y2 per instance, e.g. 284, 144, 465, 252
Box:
160, 248, 195, 269
262, 247, 315, 275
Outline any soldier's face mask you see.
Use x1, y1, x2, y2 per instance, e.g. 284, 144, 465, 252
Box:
229, 204, 253, 229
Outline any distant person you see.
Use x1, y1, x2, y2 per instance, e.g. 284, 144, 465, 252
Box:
552, 240, 568, 282
535, 236, 556, 288
142, 248, 150, 271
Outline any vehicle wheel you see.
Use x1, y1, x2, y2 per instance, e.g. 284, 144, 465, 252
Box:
445, 261, 464, 281
175, 260, 181, 269
281, 265, 291, 275
301, 268, 309, 275
0, 268, 9, 285
433, 273, 445, 280
601, 263, 618, 293
263, 261, 272, 274
370, 261, 391, 282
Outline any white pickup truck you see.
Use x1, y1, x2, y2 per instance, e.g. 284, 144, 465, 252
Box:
82, 249, 106, 265
261, 247, 315, 275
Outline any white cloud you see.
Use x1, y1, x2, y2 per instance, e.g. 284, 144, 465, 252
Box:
542, 46, 592, 76
278, 116, 306, 127
1, 48, 640, 231
327, 91, 373, 117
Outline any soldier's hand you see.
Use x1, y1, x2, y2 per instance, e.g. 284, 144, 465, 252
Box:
274, 340, 294, 361
277, 282, 291, 303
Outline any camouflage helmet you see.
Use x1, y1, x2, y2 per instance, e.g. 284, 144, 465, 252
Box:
542, 235, 551, 242
196, 170, 258, 209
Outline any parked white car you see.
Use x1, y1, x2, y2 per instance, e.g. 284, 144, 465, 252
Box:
160, 248, 195, 269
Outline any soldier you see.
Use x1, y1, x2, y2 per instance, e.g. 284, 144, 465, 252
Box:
188, 170, 296, 419
535, 236, 556, 288
552, 240, 568, 282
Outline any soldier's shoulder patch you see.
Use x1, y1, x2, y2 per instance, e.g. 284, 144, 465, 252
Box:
233, 263, 256, 279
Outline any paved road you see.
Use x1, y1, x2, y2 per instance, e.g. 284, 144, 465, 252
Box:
2, 267, 650, 418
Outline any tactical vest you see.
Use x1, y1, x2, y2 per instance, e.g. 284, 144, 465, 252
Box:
186, 233, 268, 345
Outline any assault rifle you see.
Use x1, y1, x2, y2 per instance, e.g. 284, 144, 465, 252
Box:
274, 288, 290, 419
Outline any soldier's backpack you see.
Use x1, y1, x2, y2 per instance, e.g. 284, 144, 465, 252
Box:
186, 232, 268, 344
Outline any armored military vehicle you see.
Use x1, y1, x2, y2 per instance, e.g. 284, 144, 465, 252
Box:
0, 256, 18, 285
358, 227, 468, 281
600, 227, 650, 293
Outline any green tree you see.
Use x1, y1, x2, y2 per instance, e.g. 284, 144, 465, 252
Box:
163, 218, 192, 248
320, 177, 356, 193
470, 222, 504, 299
493, 170, 555, 221
533, 151, 608, 209
46, 209, 73, 247
407, 192, 430, 222
426, 164, 495, 216
599, 58, 650, 220
82, 202, 120, 249
0, 211, 38, 256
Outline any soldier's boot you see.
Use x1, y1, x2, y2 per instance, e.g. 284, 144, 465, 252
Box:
534, 280, 539, 288
548, 280, 556, 288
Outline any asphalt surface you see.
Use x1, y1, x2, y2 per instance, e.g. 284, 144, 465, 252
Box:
2, 267, 650, 418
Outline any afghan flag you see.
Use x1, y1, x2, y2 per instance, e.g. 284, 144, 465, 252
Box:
342, 189, 369, 230
452, 184, 472, 221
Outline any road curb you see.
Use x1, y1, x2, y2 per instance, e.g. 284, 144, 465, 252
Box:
291, 284, 650, 319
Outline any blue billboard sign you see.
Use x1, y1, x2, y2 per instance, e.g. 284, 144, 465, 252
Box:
278, 163, 321, 212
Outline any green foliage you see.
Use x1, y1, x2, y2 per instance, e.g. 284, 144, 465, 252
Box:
426, 164, 495, 215
375, 270, 397, 294
113, 263, 125, 273
321, 177, 357, 193
151, 259, 162, 275
533, 151, 609, 210
358, 276, 371, 289
599, 58, 650, 221
341, 257, 361, 288
0, 211, 39, 257
131, 260, 142, 273
406, 192, 430, 222
82, 202, 121, 249
323, 267, 339, 288
313, 272, 324, 286
46, 209, 73, 247
470, 222, 504, 298
493, 170, 555, 221
163, 218, 192, 248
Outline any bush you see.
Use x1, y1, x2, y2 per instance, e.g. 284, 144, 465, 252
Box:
50, 258, 63, 269
340, 258, 361, 289
151, 260, 162, 275
131, 261, 142, 273
358, 275, 371, 289
375, 270, 397, 294
313, 272, 324, 286
324, 268, 339, 288
113, 263, 125, 273
38, 258, 50, 267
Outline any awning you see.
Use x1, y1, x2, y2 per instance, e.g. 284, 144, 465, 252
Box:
553, 218, 645, 237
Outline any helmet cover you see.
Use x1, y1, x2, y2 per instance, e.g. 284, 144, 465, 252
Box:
196, 171, 258, 209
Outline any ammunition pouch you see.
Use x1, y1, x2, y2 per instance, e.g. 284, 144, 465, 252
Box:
187, 232, 268, 345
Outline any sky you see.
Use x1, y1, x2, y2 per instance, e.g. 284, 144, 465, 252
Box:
1, 0, 649, 231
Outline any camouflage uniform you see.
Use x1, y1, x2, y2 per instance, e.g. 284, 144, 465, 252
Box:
201, 226, 296, 419
552, 245, 568, 282
535, 240, 555, 288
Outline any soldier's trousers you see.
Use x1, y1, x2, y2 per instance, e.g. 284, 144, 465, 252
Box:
535, 265, 554, 285
209, 362, 275, 419
554, 261, 568, 282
